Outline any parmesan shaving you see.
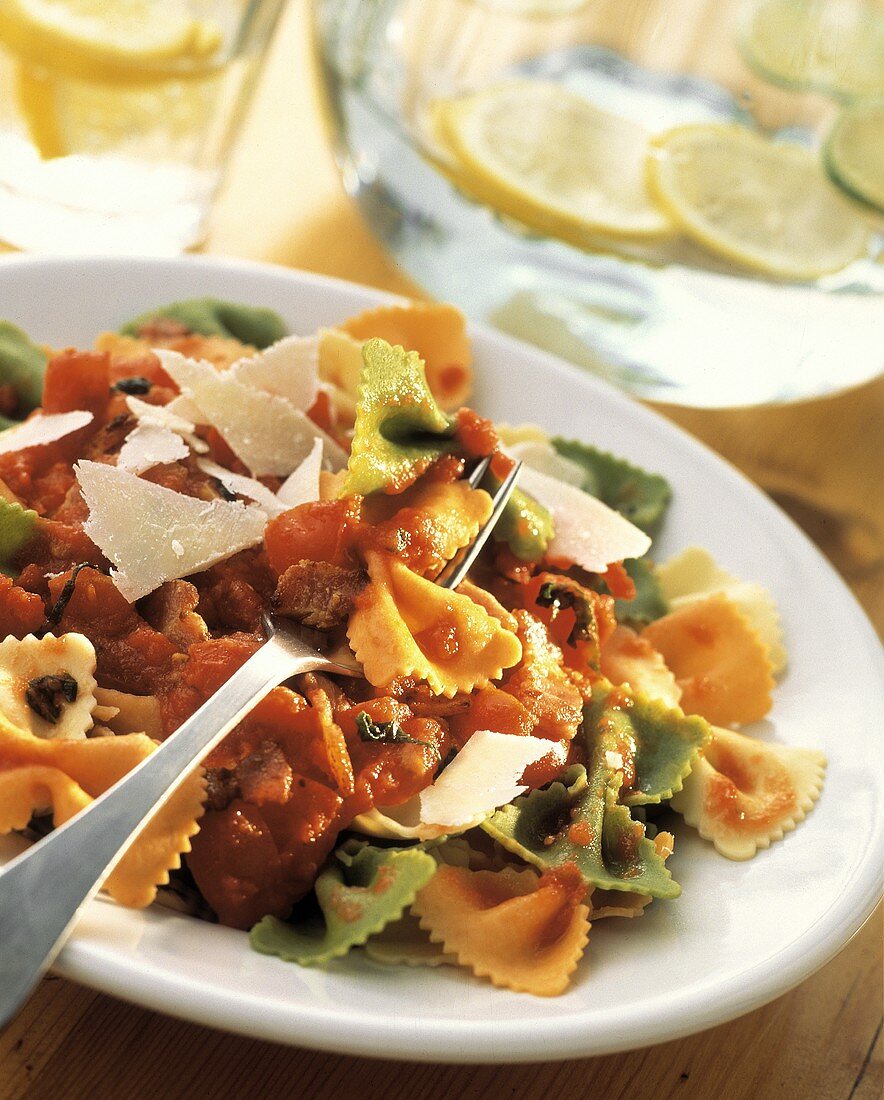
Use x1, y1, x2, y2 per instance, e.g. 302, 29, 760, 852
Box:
75, 460, 267, 602
518, 464, 651, 571
118, 423, 189, 474
156, 350, 343, 476
231, 334, 319, 411
507, 440, 585, 487
0, 411, 92, 456
126, 395, 208, 454
196, 457, 285, 517
420, 731, 564, 828
277, 438, 323, 509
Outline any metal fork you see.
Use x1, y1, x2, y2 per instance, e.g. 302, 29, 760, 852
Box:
0, 456, 521, 1029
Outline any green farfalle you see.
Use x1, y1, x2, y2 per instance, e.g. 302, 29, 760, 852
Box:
341, 338, 455, 497
0, 321, 48, 421
552, 437, 672, 537
0, 500, 39, 577
613, 557, 668, 626
482, 741, 679, 899
585, 680, 710, 806
120, 297, 287, 349
493, 486, 553, 562
249, 840, 437, 966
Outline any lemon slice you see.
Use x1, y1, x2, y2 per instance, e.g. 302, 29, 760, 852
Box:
825, 102, 884, 213
741, 0, 884, 100
0, 0, 222, 84
647, 123, 870, 279
432, 80, 673, 244
15, 65, 67, 159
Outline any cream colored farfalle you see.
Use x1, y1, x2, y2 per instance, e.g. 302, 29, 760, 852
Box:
365, 913, 457, 968
412, 864, 590, 996
347, 551, 522, 698
317, 327, 365, 401
383, 479, 492, 576
0, 633, 97, 740
670, 725, 826, 860
656, 547, 787, 673
93, 688, 165, 740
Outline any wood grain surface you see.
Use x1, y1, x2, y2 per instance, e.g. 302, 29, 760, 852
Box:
1, 2, 882, 1097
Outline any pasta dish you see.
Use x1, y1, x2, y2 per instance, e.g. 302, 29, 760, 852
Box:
0, 298, 825, 995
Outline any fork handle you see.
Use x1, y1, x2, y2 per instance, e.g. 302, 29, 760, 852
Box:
0, 635, 319, 1031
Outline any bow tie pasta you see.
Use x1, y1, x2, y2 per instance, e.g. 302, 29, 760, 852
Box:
0, 297, 826, 997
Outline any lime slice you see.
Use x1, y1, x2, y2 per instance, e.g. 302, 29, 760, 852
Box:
825, 102, 884, 213
741, 0, 884, 100
0, 0, 222, 84
647, 123, 870, 279
432, 80, 673, 245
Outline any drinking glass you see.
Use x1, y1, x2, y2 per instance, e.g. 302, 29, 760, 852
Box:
0, 0, 288, 255
313, 0, 883, 406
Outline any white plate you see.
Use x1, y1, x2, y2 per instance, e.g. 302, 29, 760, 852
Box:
0, 255, 881, 1063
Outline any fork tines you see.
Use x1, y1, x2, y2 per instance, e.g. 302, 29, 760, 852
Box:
436, 458, 523, 590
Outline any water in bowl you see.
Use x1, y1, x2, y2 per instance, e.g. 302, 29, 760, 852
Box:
315, 0, 883, 406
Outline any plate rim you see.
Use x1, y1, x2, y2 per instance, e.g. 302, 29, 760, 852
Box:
1, 252, 882, 1062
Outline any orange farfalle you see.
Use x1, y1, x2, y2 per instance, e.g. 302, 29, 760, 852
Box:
338, 302, 472, 409
641, 594, 775, 725
600, 625, 681, 710
0, 714, 205, 907
411, 863, 590, 996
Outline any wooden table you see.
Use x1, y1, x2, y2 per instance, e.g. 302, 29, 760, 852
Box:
2, 3, 882, 1097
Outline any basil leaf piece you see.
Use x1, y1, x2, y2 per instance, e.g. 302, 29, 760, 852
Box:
493, 486, 553, 562
120, 298, 287, 349
249, 841, 437, 966
552, 437, 672, 537
536, 575, 600, 661
355, 711, 437, 753
482, 733, 679, 899
342, 339, 454, 497
613, 557, 669, 626
584, 680, 710, 806
0, 500, 39, 576
0, 321, 48, 419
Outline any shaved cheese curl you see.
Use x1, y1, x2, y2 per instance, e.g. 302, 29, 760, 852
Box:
420, 730, 565, 828
277, 438, 323, 508
196, 457, 287, 516
0, 411, 92, 455
118, 423, 189, 474
231, 334, 319, 410
156, 350, 336, 477
75, 460, 266, 602
518, 464, 651, 571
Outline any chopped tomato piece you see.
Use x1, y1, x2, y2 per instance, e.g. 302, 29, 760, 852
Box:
264, 498, 362, 575
0, 575, 45, 638
601, 561, 636, 601
42, 350, 110, 422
